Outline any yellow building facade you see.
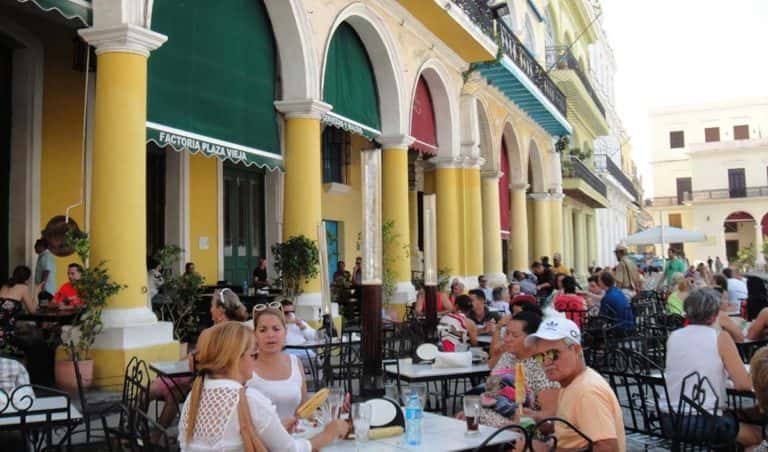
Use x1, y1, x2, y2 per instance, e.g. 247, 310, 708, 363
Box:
2, 0, 641, 385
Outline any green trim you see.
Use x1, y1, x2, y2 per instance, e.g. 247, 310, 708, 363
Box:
147, 123, 283, 171
321, 111, 380, 140
323, 23, 381, 132
18, 0, 91, 25
148, 0, 280, 161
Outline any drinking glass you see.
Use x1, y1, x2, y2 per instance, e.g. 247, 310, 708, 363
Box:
327, 387, 344, 420
384, 382, 399, 403
352, 402, 372, 444
408, 382, 427, 409
463, 395, 480, 435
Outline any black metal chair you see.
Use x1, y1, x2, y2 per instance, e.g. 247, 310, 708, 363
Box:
103, 403, 176, 451
533, 417, 594, 451
673, 371, 739, 451
101, 357, 153, 452
0, 384, 81, 452
471, 423, 529, 451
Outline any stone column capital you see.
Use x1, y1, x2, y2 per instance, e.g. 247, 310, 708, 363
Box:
274, 99, 332, 120
377, 134, 414, 150
462, 156, 485, 169
432, 156, 464, 169
549, 192, 565, 201
79, 23, 167, 57
510, 182, 529, 192
528, 192, 550, 201
481, 170, 504, 180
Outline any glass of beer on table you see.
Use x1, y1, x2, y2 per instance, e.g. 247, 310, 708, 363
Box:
463, 395, 480, 435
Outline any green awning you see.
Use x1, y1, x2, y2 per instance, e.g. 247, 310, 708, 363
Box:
17, 0, 91, 25
147, 0, 282, 171
322, 23, 380, 139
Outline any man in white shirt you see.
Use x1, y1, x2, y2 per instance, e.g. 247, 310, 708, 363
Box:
723, 268, 748, 313
477, 275, 494, 302
34, 239, 56, 300
281, 300, 318, 367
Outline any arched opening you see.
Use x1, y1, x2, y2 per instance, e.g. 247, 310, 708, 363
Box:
723, 211, 756, 263
501, 122, 523, 272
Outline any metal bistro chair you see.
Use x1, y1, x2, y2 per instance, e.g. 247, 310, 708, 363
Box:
101, 357, 154, 452
673, 371, 738, 452
471, 423, 529, 451
0, 384, 81, 452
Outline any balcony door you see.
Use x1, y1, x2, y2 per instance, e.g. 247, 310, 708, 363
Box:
676, 177, 691, 204
728, 168, 746, 198
223, 164, 265, 286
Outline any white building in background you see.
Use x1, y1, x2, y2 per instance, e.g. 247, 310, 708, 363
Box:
586, 11, 643, 267
647, 98, 768, 266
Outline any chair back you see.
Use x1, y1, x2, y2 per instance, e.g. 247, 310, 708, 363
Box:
0, 384, 77, 450
534, 417, 594, 451
117, 357, 152, 436
366, 397, 404, 428
674, 371, 735, 450
471, 423, 530, 452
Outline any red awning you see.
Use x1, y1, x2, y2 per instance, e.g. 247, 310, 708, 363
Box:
410, 77, 438, 155
499, 141, 510, 235
725, 211, 755, 222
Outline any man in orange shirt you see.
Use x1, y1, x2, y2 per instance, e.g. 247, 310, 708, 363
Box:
52, 263, 84, 308
526, 317, 625, 452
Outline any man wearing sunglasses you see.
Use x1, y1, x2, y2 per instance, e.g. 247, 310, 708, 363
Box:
526, 317, 625, 452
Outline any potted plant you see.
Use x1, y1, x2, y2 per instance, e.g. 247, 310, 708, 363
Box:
271, 235, 319, 300
55, 230, 125, 391
153, 245, 204, 356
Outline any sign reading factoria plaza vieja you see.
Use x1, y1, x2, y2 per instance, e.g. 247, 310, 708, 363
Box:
146, 122, 283, 170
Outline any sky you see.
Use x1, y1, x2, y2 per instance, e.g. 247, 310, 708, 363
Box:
600, 0, 768, 196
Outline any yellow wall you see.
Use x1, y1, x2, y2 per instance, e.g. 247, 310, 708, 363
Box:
189, 154, 219, 283
320, 134, 365, 265
16, 12, 88, 288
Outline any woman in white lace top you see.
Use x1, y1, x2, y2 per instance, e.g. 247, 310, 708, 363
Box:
178, 322, 348, 452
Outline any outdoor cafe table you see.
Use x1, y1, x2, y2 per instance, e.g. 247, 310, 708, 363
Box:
383, 359, 490, 415
150, 360, 194, 408
17, 308, 80, 325
318, 411, 519, 451
0, 393, 83, 451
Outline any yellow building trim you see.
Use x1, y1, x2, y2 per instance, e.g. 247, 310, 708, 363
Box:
189, 154, 219, 283
396, 0, 496, 63
563, 178, 609, 208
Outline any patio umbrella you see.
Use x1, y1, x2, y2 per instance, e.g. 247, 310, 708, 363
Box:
624, 226, 706, 246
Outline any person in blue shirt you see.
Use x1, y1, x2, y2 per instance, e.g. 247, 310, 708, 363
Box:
597, 271, 635, 334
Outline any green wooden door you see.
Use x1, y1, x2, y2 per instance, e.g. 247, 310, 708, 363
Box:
223, 164, 265, 286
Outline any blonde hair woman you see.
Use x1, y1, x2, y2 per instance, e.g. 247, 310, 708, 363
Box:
210, 288, 248, 323
178, 322, 348, 452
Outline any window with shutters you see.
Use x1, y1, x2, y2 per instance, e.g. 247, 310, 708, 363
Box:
669, 131, 685, 148
676, 177, 692, 204
728, 168, 746, 198
668, 213, 682, 228
734, 125, 749, 140
704, 127, 720, 142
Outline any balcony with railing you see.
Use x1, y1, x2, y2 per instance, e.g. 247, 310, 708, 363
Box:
563, 157, 608, 208
693, 186, 768, 201
396, 0, 498, 63
545, 45, 608, 136
593, 154, 639, 201
473, 9, 571, 136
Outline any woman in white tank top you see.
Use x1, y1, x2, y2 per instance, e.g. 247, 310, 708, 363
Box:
247, 307, 307, 422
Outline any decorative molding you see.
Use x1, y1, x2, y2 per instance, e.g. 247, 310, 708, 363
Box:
528, 192, 550, 201
78, 24, 167, 57
510, 182, 529, 192
274, 99, 332, 120
462, 156, 485, 169
377, 134, 414, 150
432, 156, 464, 169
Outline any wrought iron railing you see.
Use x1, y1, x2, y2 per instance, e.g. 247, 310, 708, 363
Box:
692, 186, 768, 201
545, 45, 605, 118
647, 193, 692, 207
494, 20, 568, 117
593, 154, 639, 201
454, 0, 495, 38
564, 157, 607, 198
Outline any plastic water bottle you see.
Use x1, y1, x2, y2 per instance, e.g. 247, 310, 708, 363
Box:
405, 393, 422, 445
242, 280, 248, 295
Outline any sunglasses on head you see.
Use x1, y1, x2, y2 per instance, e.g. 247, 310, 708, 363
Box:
253, 301, 282, 312
533, 345, 573, 364
217, 288, 233, 305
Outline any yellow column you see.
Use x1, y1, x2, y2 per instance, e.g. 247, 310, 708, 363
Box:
380, 137, 415, 304
275, 100, 331, 316
530, 193, 552, 260
509, 183, 529, 271
574, 209, 588, 281
408, 190, 419, 271
436, 164, 461, 277
464, 165, 484, 279
549, 194, 564, 257
562, 204, 574, 270
481, 171, 504, 285
79, 24, 177, 387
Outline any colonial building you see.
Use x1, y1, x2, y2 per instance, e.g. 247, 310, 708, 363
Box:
647, 98, 768, 267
